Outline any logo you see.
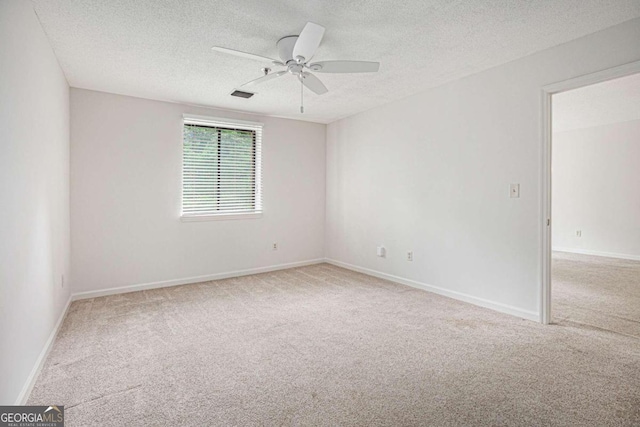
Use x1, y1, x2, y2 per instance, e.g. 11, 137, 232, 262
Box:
0, 405, 64, 427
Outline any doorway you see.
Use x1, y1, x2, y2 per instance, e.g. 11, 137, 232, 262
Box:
541, 62, 640, 333
540, 61, 640, 324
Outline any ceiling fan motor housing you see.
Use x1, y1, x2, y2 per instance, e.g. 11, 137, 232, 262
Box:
278, 36, 307, 75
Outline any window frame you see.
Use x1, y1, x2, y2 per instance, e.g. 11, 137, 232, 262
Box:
180, 114, 263, 222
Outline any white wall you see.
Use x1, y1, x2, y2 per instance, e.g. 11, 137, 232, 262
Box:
552, 119, 640, 259
325, 18, 640, 320
0, 1, 70, 404
71, 89, 325, 294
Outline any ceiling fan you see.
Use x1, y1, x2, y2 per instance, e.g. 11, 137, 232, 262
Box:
211, 22, 380, 112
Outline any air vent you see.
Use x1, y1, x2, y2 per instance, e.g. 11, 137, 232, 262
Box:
230, 90, 254, 99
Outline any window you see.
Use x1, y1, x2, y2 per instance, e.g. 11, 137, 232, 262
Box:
181, 114, 262, 220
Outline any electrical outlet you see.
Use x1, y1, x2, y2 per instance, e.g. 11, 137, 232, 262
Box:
272, 242, 278, 250
576, 230, 582, 237
376, 246, 386, 258
407, 251, 413, 262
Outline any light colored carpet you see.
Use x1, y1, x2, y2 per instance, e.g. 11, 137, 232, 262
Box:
553, 251, 640, 338
28, 263, 640, 426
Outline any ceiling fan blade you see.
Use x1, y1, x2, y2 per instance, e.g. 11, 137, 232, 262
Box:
241, 71, 287, 87
211, 46, 280, 64
300, 72, 328, 95
309, 60, 380, 73
292, 22, 325, 62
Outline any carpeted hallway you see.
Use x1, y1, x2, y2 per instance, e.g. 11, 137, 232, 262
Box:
553, 252, 640, 338
28, 263, 640, 426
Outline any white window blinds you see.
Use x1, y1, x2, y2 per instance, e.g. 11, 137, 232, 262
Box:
182, 115, 262, 219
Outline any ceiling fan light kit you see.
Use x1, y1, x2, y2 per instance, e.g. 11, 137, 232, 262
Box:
211, 22, 380, 113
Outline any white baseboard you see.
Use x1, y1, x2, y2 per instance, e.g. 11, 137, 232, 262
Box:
71, 258, 326, 301
325, 259, 539, 322
552, 247, 640, 261
15, 295, 72, 405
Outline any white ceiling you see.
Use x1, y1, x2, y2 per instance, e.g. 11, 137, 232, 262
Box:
31, 0, 640, 124
553, 72, 640, 132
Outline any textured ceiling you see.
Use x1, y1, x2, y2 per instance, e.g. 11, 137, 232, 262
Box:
553, 72, 640, 132
31, 0, 640, 124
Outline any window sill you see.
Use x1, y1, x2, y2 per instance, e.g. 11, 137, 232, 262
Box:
180, 212, 263, 222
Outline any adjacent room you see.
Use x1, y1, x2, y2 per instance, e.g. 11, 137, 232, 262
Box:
1, 0, 639, 425
551, 73, 640, 337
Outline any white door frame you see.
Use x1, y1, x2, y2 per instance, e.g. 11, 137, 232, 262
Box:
539, 60, 640, 324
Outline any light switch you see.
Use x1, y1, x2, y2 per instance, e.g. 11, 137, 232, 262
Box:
510, 184, 520, 198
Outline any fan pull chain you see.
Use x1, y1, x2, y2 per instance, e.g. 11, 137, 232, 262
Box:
300, 78, 304, 114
